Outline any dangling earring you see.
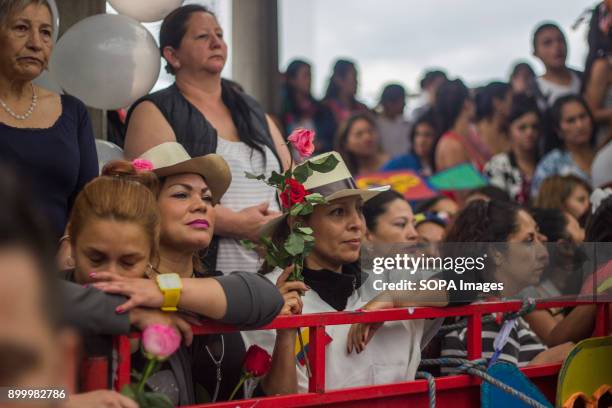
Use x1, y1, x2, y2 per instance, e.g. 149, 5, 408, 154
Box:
145, 263, 155, 278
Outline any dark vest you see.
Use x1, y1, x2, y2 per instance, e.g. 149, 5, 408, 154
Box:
126, 83, 278, 159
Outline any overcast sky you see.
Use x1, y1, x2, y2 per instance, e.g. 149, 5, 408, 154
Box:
109, 0, 597, 106
278, 0, 596, 105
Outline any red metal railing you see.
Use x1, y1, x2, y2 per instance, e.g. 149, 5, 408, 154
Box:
109, 300, 610, 407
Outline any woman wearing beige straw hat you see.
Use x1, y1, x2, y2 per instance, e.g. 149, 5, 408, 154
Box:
243, 151, 446, 393
92, 142, 299, 404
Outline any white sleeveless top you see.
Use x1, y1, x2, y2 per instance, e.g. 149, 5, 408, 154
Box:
215, 137, 281, 274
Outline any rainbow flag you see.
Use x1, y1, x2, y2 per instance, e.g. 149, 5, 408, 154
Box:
294, 327, 333, 366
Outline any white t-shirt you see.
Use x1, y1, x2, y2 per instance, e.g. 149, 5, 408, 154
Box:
241, 267, 426, 393
536, 72, 581, 109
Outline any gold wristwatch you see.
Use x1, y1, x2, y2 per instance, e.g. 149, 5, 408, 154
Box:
156, 273, 182, 312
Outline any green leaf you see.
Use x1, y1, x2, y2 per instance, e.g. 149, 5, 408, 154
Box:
239, 239, 256, 250
244, 172, 266, 181
305, 193, 326, 204
293, 164, 312, 183
284, 233, 305, 256
308, 154, 339, 173
290, 203, 304, 216
297, 227, 313, 235
269, 170, 287, 186
298, 202, 314, 215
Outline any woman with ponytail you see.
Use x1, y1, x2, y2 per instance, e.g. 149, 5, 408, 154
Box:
66, 160, 161, 285
123, 4, 291, 275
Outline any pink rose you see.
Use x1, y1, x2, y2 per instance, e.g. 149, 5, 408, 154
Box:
288, 128, 315, 158
132, 158, 154, 172
142, 324, 181, 360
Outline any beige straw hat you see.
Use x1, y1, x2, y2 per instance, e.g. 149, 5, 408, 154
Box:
139, 142, 231, 204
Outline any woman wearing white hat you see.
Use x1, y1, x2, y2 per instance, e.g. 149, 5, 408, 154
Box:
93, 142, 299, 404
243, 151, 446, 392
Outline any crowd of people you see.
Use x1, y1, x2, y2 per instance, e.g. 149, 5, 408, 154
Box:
0, 1, 611, 407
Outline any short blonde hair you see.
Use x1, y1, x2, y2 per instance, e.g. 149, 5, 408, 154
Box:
0, 0, 52, 28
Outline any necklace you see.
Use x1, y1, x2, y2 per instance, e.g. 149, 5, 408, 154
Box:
0, 83, 37, 120
204, 334, 225, 402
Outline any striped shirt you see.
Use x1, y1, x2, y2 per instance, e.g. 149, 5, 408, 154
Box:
440, 316, 546, 374
215, 137, 280, 275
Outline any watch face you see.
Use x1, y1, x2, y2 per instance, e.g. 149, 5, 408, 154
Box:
158, 274, 181, 290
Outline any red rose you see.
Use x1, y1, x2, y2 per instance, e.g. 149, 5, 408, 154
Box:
280, 178, 309, 209
288, 128, 315, 158
243, 345, 272, 377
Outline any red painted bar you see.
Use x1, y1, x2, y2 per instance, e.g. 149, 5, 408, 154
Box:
114, 335, 132, 391
466, 312, 482, 360
308, 325, 327, 393
594, 303, 610, 337
180, 364, 562, 408
182, 300, 607, 334
112, 299, 609, 406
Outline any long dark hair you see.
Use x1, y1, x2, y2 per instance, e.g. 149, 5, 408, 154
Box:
283, 59, 316, 121
334, 112, 378, 175
474, 81, 511, 121
409, 108, 437, 164
508, 94, 541, 162
586, 195, 612, 242
324, 59, 357, 101
159, 4, 282, 167
531, 207, 569, 242
433, 79, 470, 136
583, 4, 612, 93
545, 94, 596, 153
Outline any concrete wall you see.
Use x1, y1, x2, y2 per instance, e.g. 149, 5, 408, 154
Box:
232, 0, 280, 116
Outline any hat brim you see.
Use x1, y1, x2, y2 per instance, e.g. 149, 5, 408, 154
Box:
153, 154, 231, 205
260, 185, 390, 238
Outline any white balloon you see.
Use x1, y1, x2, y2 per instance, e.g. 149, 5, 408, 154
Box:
95, 140, 124, 173
108, 0, 183, 23
49, 14, 160, 110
